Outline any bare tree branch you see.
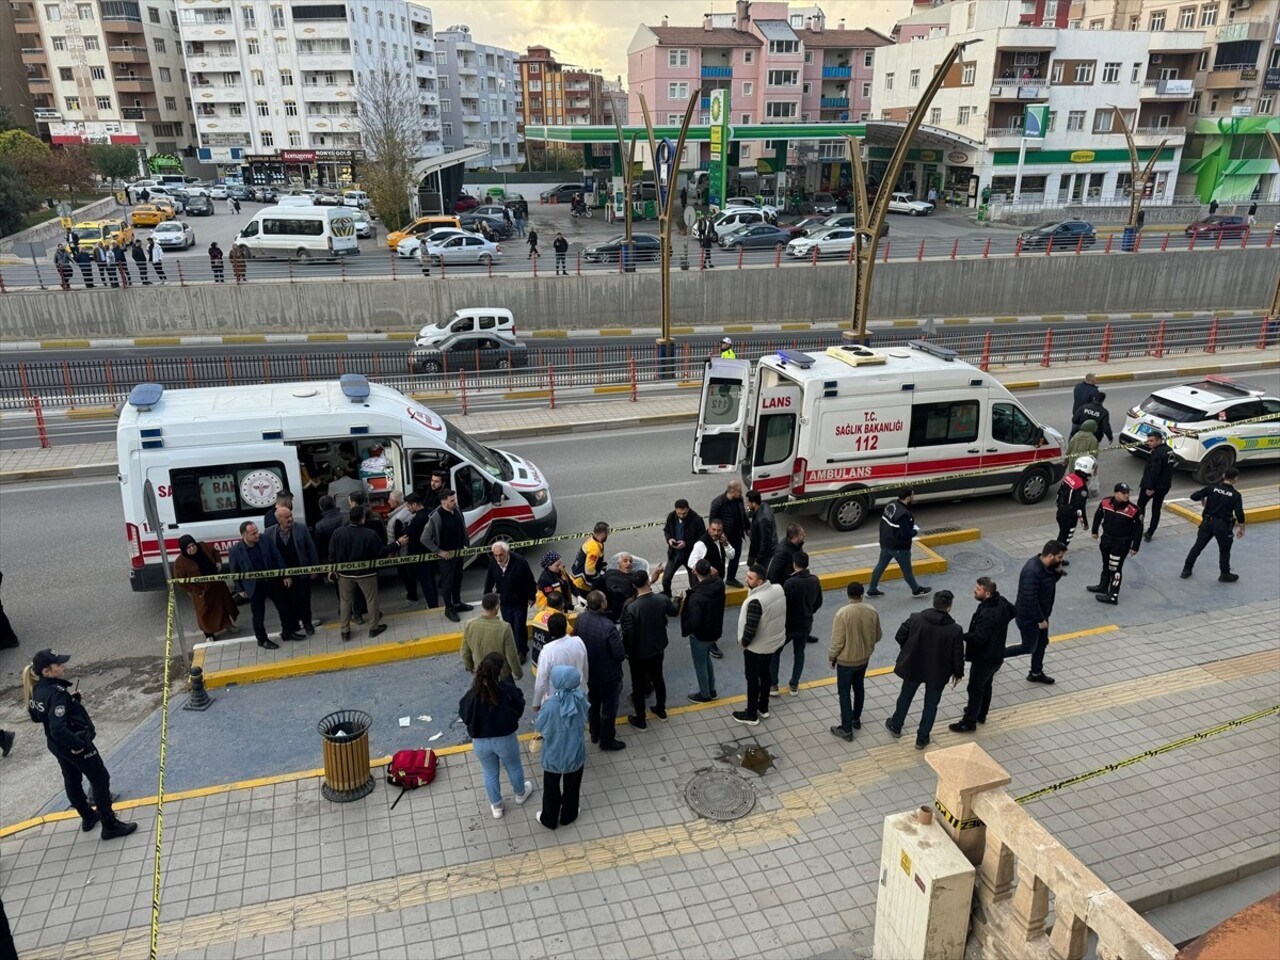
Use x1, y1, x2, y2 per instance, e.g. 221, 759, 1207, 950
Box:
356, 66, 423, 231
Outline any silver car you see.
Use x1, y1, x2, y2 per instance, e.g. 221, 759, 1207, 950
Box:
422, 233, 503, 265
151, 220, 195, 250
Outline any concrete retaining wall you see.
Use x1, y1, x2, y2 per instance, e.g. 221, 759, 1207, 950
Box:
0, 249, 1273, 340
988, 201, 1278, 227
0, 198, 124, 256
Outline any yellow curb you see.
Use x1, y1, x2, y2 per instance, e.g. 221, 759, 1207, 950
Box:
1041, 315, 1066, 323
305, 333, 350, 342
133, 336, 182, 347
723, 324, 755, 333
1085, 314, 1109, 322
531, 329, 568, 338
64, 406, 117, 420
503, 390, 551, 400
1172, 311, 1196, 319
599, 328, 632, 336
916, 528, 982, 548
670, 326, 695, 334
221, 335, 267, 344
677, 380, 702, 389
1004, 380, 1040, 391
387, 331, 416, 341
593, 385, 632, 395
406, 391, 454, 402
1166, 501, 1280, 525
1176, 364, 1222, 375
942, 317, 970, 325
780, 322, 812, 331
38, 339, 91, 349
1131, 313, 1154, 320
1095, 372, 1135, 384
994, 316, 1019, 323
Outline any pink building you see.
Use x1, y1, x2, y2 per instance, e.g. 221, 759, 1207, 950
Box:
627, 1, 892, 133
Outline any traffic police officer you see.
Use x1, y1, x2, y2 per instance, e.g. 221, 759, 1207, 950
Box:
717, 337, 736, 359
1054, 455, 1095, 567
1087, 482, 1143, 604
26, 649, 138, 840
1181, 467, 1246, 582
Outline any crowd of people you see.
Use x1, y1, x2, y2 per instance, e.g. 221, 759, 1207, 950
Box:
51, 235, 169, 290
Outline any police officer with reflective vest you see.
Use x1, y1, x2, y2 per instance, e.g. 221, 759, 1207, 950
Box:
1136, 431, 1175, 542
1054, 455, 1095, 568
1181, 467, 1246, 583
718, 337, 736, 359
1087, 482, 1143, 604
26, 649, 137, 840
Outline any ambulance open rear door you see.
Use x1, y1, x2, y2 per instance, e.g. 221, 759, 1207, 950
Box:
692, 358, 752, 474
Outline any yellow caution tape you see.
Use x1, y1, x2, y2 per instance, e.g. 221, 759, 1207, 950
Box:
149, 586, 177, 960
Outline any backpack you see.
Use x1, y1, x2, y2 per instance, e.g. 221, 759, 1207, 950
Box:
386, 748, 437, 808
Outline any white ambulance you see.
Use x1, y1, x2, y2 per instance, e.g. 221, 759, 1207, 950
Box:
692, 341, 1065, 531
117, 375, 557, 591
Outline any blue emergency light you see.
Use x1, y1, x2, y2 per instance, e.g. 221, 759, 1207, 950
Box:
340, 373, 371, 403
127, 383, 164, 410
777, 350, 816, 369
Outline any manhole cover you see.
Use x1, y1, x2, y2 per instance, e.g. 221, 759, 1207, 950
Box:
952, 551, 996, 571
686, 769, 757, 821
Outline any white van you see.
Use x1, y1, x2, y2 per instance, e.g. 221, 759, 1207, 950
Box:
693, 341, 1066, 531
235, 204, 359, 260
415, 308, 517, 347
117, 375, 558, 591
710, 209, 765, 233
342, 190, 370, 208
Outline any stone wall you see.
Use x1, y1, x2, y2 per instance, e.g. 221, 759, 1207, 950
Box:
0, 198, 124, 256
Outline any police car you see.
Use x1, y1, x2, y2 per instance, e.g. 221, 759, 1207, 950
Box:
1120, 376, 1280, 484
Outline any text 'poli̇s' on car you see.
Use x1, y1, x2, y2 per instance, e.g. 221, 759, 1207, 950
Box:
1120, 375, 1280, 484
409, 331, 528, 375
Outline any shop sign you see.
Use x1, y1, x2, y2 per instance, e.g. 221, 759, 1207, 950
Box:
917, 149, 938, 162
1069, 150, 1095, 163
281, 150, 317, 164
948, 151, 969, 164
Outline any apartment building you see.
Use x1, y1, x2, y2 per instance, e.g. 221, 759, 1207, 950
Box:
627, 1, 891, 166
12, 0, 196, 163
874, 0, 1203, 205
176, 0, 443, 186
434, 25, 521, 169
1068, 0, 1278, 200
515, 46, 610, 128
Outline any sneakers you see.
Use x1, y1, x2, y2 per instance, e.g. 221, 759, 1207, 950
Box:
709, 644, 724, 660
515, 780, 535, 805
1085, 584, 1103, 593
948, 721, 977, 733
1219, 572, 1239, 583
0, 729, 13, 757
687, 692, 716, 704
732, 711, 759, 726
491, 803, 504, 819
884, 719, 902, 739
81, 810, 100, 833
444, 610, 461, 623
915, 740, 930, 751
652, 707, 668, 721
788, 683, 799, 695
1027, 672, 1056, 685
1143, 531, 1154, 543
770, 685, 779, 694
911, 586, 932, 598
101, 820, 138, 841
600, 740, 627, 751
626, 715, 648, 730
257, 639, 280, 650
830, 725, 853, 742
455, 602, 475, 612
758, 710, 770, 719
866, 589, 885, 598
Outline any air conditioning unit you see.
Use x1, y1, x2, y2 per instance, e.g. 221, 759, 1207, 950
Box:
1232, 89, 1248, 100
1151, 55, 1163, 63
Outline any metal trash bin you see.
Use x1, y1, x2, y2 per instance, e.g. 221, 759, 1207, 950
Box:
317, 709, 375, 802
1121, 226, 1138, 252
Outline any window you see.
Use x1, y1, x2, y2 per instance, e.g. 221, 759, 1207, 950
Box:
1129, 14, 1139, 28
961, 63, 976, 85
1199, 3, 1217, 26
910, 69, 921, 89
958, 105, 971, 124
1074, 62, 1094, 83
1066, 109, 1086, 130
243, 6, 255, 27
51, 35, 66, 50
991, 403, 1039, 446
884, 72, 894, 91
1189, 93, 1201, 114
90, 66, 106, 80
439, 75, 450, 88
1093, 108, 1114, 132
1259, 95, 1274, 115
83, 35, 99, 50
171, 461, 289, 524
154, 66, 171, 83
1051, 61, 1064, 83
743, 81, 753, 95
861, 81, 871, 98
288, 130, 302, 146
929, 107, 942, 124
909, 401, 979, 447
77, 3, 93, 19
153, 38, 166, 53
229, 103, 243, 116
1179, 5, 1196, 27
767, 70, 798, 86
743, 51, 753, 64
271, 5, 285, 29
165, 96, 177, 110
65, 96, 81, 111
667, 48, 689, 68
59, 67, 74, 81
440, 98, 451, 113
246, 37, 259, 55
1150, 11, 1165, 29
260, 130, 274, 146
441, 121, 452, 136
252, 70, 264, 86
44, 3, 60, 20
741, 113, 750, 123
804, 51, 813, 64
284, 100, 298, 116
1132, 62, 1142, 83
256, 101, 269, 116
753, 414, 796, 467
1089, 18, 1103, 29
764, 101, 797, 118
1101, 62, 1120, 83
667, 82, 689, 99
768, 40, 798, 54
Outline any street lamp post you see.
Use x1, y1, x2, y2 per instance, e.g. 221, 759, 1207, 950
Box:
1268, 131, 1280, 321
844, 40, 978, 343
608, 94, 638, 272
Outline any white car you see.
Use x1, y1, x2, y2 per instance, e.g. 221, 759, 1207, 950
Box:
152, 220, 195, 249
422, 233, 503, 266
396, 228, 471, 258
352, 209, 374, 239
887, 191, 934, 216
208, 183, 228, 200
786, 227, 857, 259
723, 196, 778, 218
810, 192, 838, 215
1120, 376, 1280, 484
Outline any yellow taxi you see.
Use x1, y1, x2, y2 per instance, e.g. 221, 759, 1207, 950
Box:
131, 204, 173, 228
151, 198, 180, 217
385, 215, 461, 250
72, 219, 134, 249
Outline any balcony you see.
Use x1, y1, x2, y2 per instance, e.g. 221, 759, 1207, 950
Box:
307, 115, 356, 133
114, 76, 155, 92
1133, 125, 1185, 140
985, 127, 1025, 144
461, 112, 482, 123
20, 47, 45, 64
187, 55, 242, 73
821, 66, 852, 79
102, 17, 145, 34
700, 97, 711, 109
1147, 29, 1210, 53
994, 26, 1058, 50
989, 80, 1049, 100
701, 66, 732, 79
192, 85, 245, 103
196, 116, 250, 133
1140, 78, 1195, 98
1212, 17, 1272, 43
178, 22, 236, 42
301, 84, 354, 101
820, 96, 849, 109
457, 61, 478, 75
454, 41, 476, 52
420, 91, 439, 106
120, 106, 160, 120
1204, 65, 1258, 89
107, 45, 150, 63
13, 16, 40, 34
28, 75, 51, 85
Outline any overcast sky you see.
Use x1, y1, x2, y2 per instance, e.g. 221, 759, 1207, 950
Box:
426, 0, 909, 82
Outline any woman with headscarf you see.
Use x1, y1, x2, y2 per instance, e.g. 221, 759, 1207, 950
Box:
459, 652, 534, 819
173, 535, 240, 641
536, 552, 572, 610
534, 664, 588, 830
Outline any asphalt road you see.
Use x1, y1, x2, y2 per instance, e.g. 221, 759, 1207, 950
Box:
4, 198, 1272, 289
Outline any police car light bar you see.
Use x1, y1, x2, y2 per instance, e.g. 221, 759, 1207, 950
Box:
340, 373, 372, 403
908, 339, 958, 362
776, 350, 817, 369
1203, 375, 1263, 396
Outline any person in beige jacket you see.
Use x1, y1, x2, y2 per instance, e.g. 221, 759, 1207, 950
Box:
828, 582, 882, 741
461, 593, 524, 681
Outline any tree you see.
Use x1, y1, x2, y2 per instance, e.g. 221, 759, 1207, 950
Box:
18, 145, 97, 204
89, 144, 141, 183
521, 143, 583, 172
0, 159, 41, 238
356, 66, 423, 232
0, 129, 50, 164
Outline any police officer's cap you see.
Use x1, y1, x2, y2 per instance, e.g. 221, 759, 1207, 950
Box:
33, 649, 71, 672
1113, 482, 1131, 494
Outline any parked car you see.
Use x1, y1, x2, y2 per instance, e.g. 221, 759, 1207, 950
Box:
583, 233, 663, 263
806, 216, 889, 240
183, 193, 214, 216
810, 192, 838, 215
540, 183, 584, 203
787, 216, 830, 237
459, 213, 513, 239
130, 204, 173, 228
887, 191, 934, 216
502, 193, 529, 218
409, 331, 528, 375
1120, 376, 1280, 484
71, 219, 133, 249
227, 184, 254, 201
1183, 215, 1249, 240
421, 233, 503, 265
251, 186, 278, 203
385, 215, 462, 250
720, 223, 794, 250
396, 228, 471, 258
342, 190, 369, 209
786, 228, 858, 259
723, 196, 778, 217
1018, 219, 1097, 251
415, 307, 517, 348
208, 183, 229, 200
152, 220, 196, 250
144, 187, 185, 213
313, 191, 343, 206
352, 209, 375, 239
454, 194, 481, 213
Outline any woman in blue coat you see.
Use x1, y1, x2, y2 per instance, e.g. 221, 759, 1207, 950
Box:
534, 664, 588, 829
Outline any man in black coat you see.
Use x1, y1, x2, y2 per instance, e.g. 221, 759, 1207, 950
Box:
948, 578, 1016, 732
1004, 540, 1065, 684
708, 480, 748, 587
1071, 392, 1113, 444
661, 499, 705, 596
885, 591, 964, 749
312, 494, 345, 560
766, 522, 806, 587
680, 559, 726, 703
1072, 373, 1100, 414
1137, 431, 1175, 542
621, 569, 680, 729
483, 540, 538, 660
328, 506, 396, 640
773, 551, 822, 694
746, 490, 778, 568
576, 591, 628, 751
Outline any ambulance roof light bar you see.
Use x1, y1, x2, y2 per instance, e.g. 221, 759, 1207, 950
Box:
776, 350, 817, 369
340, 373, 372, 403
909, 339, 958, 362
127, 383, 164, 410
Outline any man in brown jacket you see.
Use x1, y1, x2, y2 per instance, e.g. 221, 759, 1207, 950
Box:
828, 582, 882, 741
461, 593, 524, 681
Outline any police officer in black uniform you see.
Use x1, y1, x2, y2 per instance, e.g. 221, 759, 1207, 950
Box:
1137, 431, 1175, 542
1054, 455, 1095, 568
1087, 482, 1142, 604
1071, 391, 1114, 444
1181, 467, 1246, 582
28, 649, 137, 840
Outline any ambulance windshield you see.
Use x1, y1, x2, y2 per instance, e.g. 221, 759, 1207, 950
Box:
441, 415, 510, 481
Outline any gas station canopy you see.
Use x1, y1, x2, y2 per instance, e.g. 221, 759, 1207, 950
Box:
521, 121, 981, 152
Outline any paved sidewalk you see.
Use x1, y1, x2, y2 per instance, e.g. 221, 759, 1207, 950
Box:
2, 602, 1276, 960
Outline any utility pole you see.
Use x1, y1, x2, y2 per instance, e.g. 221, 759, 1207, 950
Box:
845, 39, 978, 342
1113, 104, 1166, 244
608, 95, 637, 272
